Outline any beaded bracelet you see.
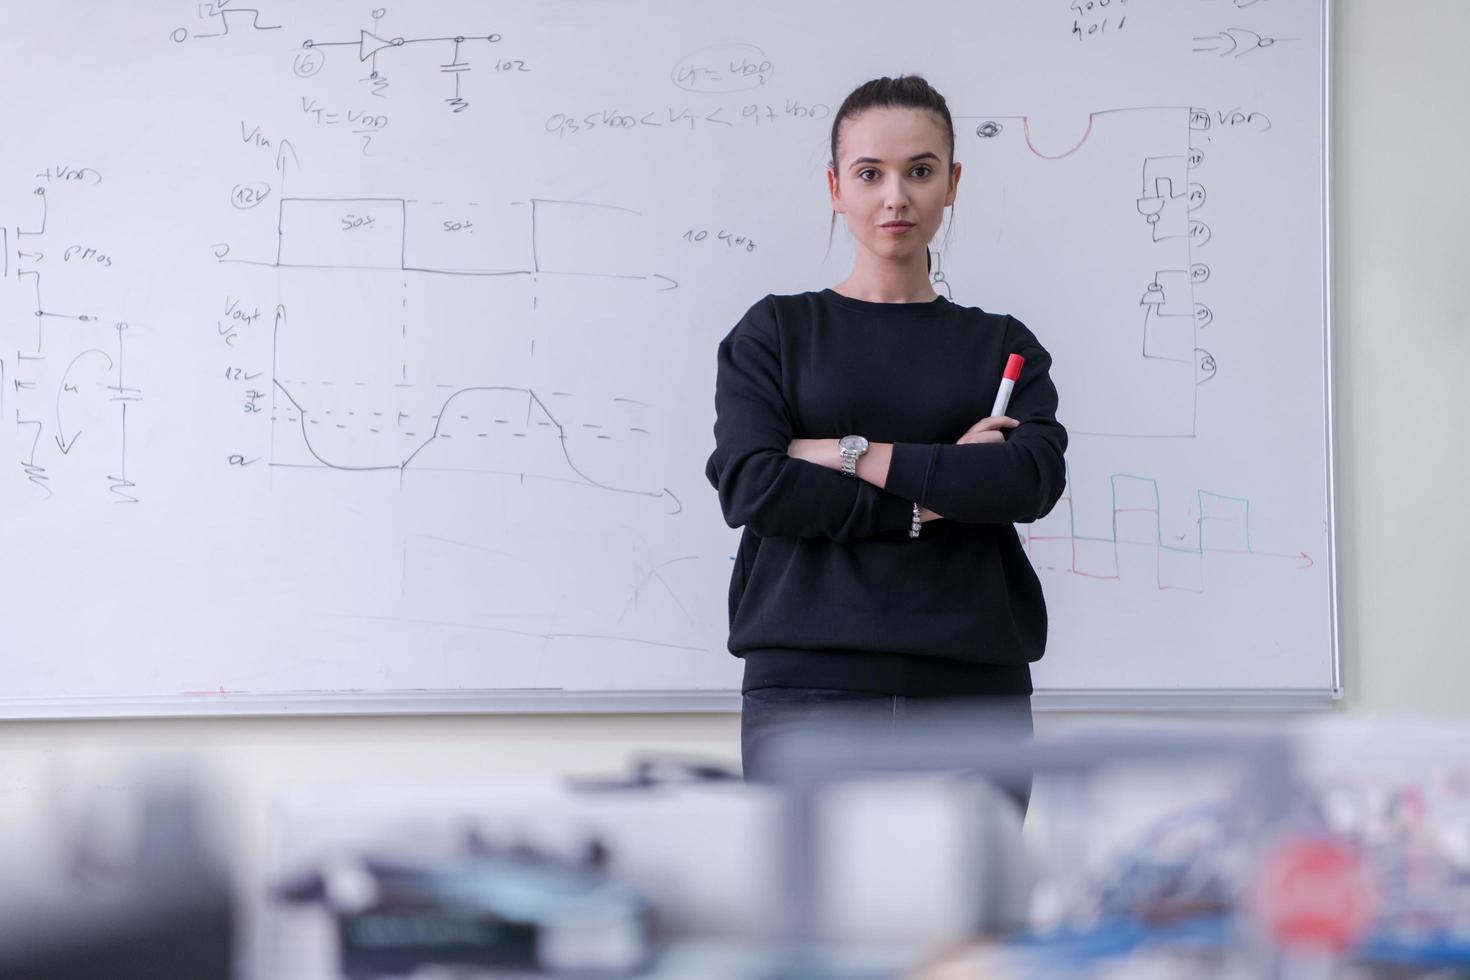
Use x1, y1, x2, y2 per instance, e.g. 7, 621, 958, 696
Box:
909, 503, 922, 539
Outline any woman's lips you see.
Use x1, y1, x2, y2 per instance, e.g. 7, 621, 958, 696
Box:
880, 222, 915, 234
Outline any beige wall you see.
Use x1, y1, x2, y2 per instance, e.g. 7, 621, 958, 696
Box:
1332, 0, 1470, 714
2, 0, 1467, 840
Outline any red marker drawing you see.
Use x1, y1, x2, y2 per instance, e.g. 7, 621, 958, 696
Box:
990, 353, 1025, 417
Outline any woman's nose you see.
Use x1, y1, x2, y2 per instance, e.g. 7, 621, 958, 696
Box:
884, 178, 909, 209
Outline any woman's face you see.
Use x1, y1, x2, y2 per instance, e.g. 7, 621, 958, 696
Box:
828, 107, 960, 266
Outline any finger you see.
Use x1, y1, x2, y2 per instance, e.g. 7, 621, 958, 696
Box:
960, 420, 1019, 442
959, 420, 1009, 440
957, 431, 1007, 446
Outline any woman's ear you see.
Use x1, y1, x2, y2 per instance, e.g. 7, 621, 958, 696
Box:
945, 161, 962, 207
827, 168, 846, 213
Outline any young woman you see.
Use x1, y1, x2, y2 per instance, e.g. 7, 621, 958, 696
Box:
705, 76, 1067, 799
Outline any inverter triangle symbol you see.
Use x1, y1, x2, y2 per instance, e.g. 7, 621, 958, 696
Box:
359, 30, 399, 61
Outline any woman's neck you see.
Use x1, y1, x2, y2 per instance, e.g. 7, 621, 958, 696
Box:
832, 252, 937, 304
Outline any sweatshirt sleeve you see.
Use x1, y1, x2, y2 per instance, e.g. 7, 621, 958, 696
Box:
883, 323, 1068, 525
705, 301, 915, 541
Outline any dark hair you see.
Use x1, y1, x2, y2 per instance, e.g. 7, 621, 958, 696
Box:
829, 75, 956, 177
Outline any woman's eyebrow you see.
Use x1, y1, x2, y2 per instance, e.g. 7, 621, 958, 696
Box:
848, 151, 941, 169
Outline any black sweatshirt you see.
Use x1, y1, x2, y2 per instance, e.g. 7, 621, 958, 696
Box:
705, 289, 1068, 697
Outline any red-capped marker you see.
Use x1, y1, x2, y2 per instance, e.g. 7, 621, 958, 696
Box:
990, 353, 1025, 417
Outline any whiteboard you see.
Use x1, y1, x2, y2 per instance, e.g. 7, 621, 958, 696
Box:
0, 0, 1335, 717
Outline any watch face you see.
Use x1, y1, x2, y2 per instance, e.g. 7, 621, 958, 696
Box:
839, 435, 867, 453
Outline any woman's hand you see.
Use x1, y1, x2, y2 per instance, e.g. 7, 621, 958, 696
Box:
956, 416, 1018, 445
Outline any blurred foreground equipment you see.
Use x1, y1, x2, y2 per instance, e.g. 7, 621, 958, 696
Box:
0, 784, 232, 980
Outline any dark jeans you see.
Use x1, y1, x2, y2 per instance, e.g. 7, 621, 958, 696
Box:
741, 687, 1034, 816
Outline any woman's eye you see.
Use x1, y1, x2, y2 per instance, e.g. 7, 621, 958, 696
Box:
858, 169, 878, 181
912, 165, 932, 178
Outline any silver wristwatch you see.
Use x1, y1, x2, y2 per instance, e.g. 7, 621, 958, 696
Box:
837, 434, 869, 478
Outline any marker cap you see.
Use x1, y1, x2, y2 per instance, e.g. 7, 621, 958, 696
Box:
1003, 353, 1025, 382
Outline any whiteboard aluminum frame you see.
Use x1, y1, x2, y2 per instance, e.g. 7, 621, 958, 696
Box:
0, 687, 1339, 719
1323, 0, 1344, 701
0, 2, 1341, 722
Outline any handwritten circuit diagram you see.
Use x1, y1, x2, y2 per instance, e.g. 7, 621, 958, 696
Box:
2, 174, 140, 504
959, 106, 1216, 439
295, 7, 511, 112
